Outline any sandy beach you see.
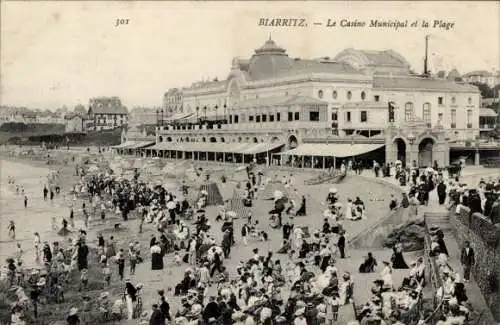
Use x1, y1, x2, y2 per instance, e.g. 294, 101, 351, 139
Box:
1, 151, 410, 324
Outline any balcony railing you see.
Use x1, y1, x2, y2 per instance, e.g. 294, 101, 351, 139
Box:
157, 121, 329, 134
479, 124, 496, 130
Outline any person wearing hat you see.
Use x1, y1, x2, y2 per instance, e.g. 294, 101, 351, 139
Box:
157, 290, 171, 322
67, 307, 80, 325
294, 308, 307, 325
149, 304, 165, 325
124, 279, 137, 320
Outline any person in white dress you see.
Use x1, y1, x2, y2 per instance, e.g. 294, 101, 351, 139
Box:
33, 232, 41, 263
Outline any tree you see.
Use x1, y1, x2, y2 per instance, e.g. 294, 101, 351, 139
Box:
471, 82, 495, 98
74, 104, 87, 114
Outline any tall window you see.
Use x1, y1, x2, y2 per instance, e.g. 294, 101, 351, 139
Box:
422, 103, 431, 125
451, 109, 457, 127
467, 110, 472, 128
345, 111, 351, 122
361, 91, 366, 101
360, 111, 368, 122
404, 102, 414, 121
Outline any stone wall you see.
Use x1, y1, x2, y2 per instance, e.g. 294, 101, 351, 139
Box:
450, 206, 500, 322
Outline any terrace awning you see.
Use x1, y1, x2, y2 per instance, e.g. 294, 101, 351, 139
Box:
239, 142, 285, 154
479, 108, 498, 117
279, 143, 385, 158
127, 141, 155, 149
148, 142, 284, 154
113, 141, 141, 149
165, 112, 194, 122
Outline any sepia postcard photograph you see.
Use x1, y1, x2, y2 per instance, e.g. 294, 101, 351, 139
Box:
0, 2, 499, 325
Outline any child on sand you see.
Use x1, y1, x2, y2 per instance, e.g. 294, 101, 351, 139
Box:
174, 252, 182, 266
103, 263, 112, 287
33, 232, 41, 262
51, 217, 58, 230
15, 243, 23, 266
8, 221, 15, 240
79, 269, 88, 291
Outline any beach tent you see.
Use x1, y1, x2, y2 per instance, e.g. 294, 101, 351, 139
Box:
259, 180, 298, 201
192, 182, 224, 206
226, 189, 251, 219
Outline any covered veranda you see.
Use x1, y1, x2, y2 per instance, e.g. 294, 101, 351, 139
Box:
274, 143, 386, 169
112, 140, 155, 156
145, 142, 284, 165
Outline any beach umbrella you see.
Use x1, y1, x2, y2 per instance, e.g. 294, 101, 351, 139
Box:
88, 165, 99, 173
200, 190, 208, 196
166, 201, 176, 210
274, 190, 283, 200
329, 188, 337, 194
226, 211, 237, 218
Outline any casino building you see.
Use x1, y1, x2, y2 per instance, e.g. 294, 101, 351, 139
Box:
117, 38, 498, 168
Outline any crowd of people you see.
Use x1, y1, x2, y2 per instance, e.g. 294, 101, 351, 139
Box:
2, 152, 498, 325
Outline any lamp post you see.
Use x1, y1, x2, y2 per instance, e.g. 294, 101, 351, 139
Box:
156, 109, 159, 127
203, 106, 207, 120
215, 105, 218, 121
160, 109, 164, 126
196, 106, 199, 123
407, 132, 416, 167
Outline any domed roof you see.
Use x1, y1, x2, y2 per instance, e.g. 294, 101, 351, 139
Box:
248, 38, 293, 80
254, 38, 287, 54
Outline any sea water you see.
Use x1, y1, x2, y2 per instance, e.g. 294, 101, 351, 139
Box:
0, 159, 76, 267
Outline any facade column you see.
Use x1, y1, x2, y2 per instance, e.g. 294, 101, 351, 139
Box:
333, 157, 336, 169
474, 149, 480, 166
322, 156, 325, 169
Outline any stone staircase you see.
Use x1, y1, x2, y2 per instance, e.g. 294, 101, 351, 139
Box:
424, 211, 452, 231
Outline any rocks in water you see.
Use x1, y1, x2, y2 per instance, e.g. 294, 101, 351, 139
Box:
384, 219, 426, 252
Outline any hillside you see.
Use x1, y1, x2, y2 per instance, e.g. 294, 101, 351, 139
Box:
0, 122, 122, 146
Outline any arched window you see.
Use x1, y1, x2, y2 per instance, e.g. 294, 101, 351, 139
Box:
346, 91, 352, 100
332, 90, 338, 99
318, 90, 324, 99
422, 103, 431, 126
361, 91, 366, 101
404, 102, 414, 121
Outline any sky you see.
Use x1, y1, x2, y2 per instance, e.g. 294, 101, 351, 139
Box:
1, 1, 499, 110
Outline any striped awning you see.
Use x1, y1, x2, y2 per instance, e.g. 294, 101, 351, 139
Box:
279, 143, 385, 158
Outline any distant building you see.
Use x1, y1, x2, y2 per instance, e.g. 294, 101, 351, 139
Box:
462, 70, 500, 88
129, 107, 158, 127
64, 113, 89, 133
163, 88, 183, 117
87, 97, 128, 131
